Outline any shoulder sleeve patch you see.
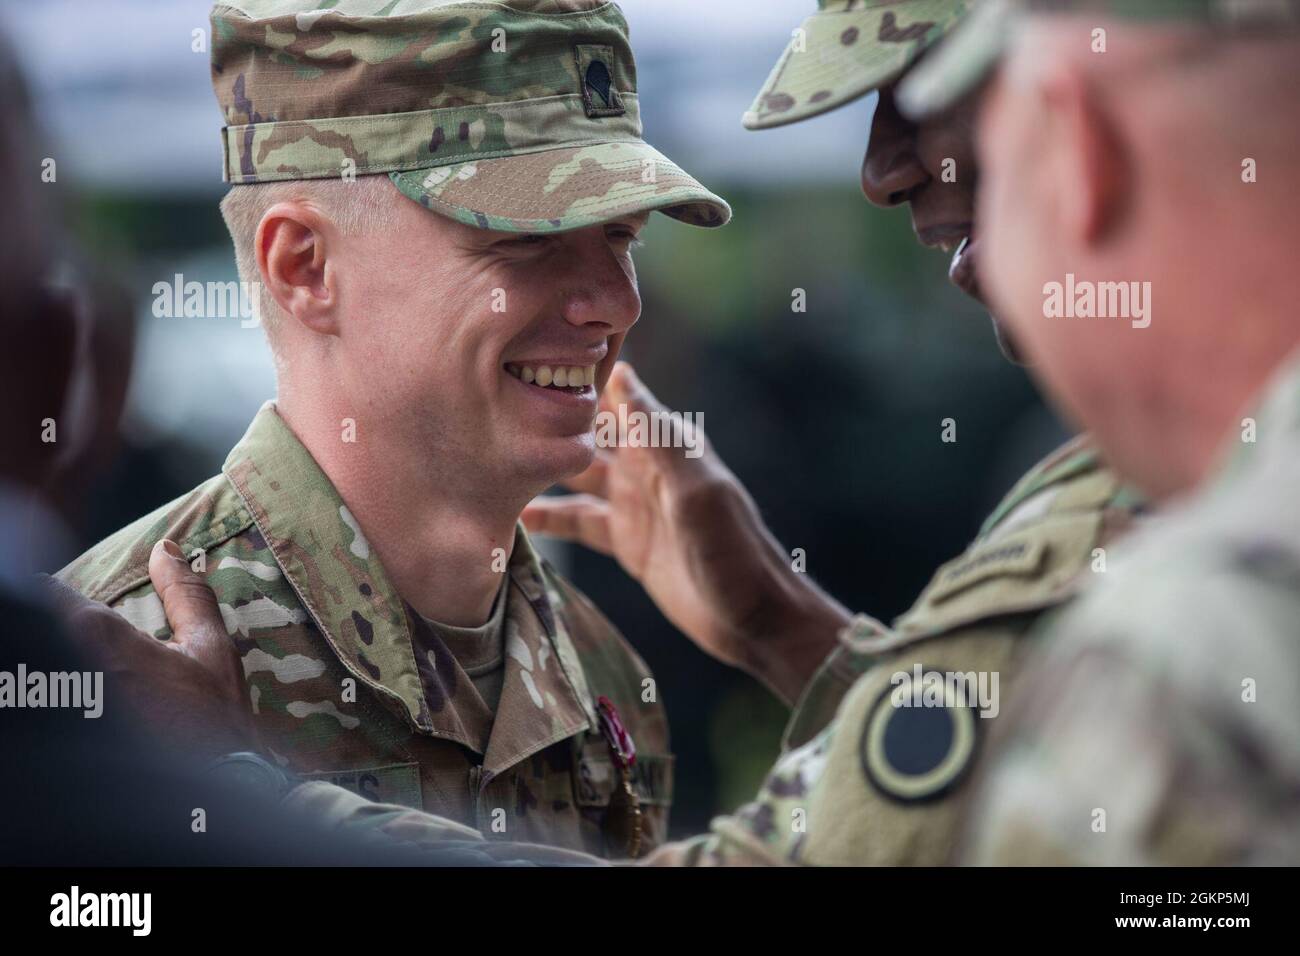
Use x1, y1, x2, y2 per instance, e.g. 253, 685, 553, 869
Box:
925, 536, 1047, 605
860, 668, 978, 804
893, 510, 1102, 643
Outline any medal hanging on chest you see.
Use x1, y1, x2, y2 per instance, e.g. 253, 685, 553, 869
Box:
596, 694, 642, 858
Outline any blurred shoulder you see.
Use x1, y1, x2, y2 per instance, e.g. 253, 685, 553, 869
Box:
980, 433, 1143, 542
1055, 446, 1300, 677
966, 459, 1300, 864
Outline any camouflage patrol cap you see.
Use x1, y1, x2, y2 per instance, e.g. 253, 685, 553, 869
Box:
898, 0, 1300, 120
211, 0, 730, 233
743, 0, 969, 130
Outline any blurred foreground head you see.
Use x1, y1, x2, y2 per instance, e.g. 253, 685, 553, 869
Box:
0, 33, 75, 492
903, 0, 1300, 499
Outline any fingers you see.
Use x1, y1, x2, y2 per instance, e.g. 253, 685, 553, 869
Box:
147, 539, 235, 673
521, 495, 614, 556
605, 361, 663, 416
556, 454, 610, 498
39, 575, 164, 680
36, 573, 107, 622
36, 576, 136, 652
605, 361, 709, 475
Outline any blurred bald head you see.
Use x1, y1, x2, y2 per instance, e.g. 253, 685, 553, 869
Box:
976, 15, 1300, 500
0, 32, 76, 488
0, 33, 54, 309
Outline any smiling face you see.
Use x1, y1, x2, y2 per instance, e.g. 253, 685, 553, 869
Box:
861, 82, 981, 296
860, 77, 1026, 361
328, 191, 646, 494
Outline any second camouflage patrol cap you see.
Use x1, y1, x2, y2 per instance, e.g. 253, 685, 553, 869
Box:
743, 0, 970, 130
210, 0, 730, 233
897, 0, 1300, 120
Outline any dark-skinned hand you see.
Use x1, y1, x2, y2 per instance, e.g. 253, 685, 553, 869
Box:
41, 539, 259, 759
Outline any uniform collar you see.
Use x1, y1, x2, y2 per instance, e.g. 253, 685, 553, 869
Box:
406, 528, 597, 774
484, 530, 596, 776
223, 402, 593, 765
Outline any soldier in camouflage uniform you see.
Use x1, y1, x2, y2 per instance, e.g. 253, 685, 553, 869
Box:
523, 0, 1148, 865
59, 0, 733, 860
897, 0, 1300, 864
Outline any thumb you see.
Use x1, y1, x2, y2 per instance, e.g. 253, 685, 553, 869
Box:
604, 361, 664, 417
147, 539, 232, 666
606, 361, 707, 472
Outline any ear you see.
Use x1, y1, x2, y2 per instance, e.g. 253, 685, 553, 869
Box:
1039, 65, 1129, 247
256, 201, 339, 336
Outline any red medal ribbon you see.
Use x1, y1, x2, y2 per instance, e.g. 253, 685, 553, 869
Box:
596, 695, 636, 769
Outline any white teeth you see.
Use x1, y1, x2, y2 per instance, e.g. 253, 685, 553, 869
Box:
950, 236, 971, 274
507, 362, 597, 390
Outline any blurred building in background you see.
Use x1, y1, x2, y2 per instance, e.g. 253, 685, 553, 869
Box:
6, 0, 1067, 835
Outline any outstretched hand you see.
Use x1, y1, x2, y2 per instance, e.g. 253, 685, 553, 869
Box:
524, 362, 849, 703
43, 539, 260, 758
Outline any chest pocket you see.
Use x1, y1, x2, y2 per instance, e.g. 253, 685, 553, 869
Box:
574, 737, 674, 808
299, 762, 423, 810
893, 510, 1103, 644
573, 734, 674, 857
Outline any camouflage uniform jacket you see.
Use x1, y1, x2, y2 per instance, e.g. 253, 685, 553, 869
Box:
964, 356, 1300, 865
59, 402, 672, 859
644, 435, 1145, 865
